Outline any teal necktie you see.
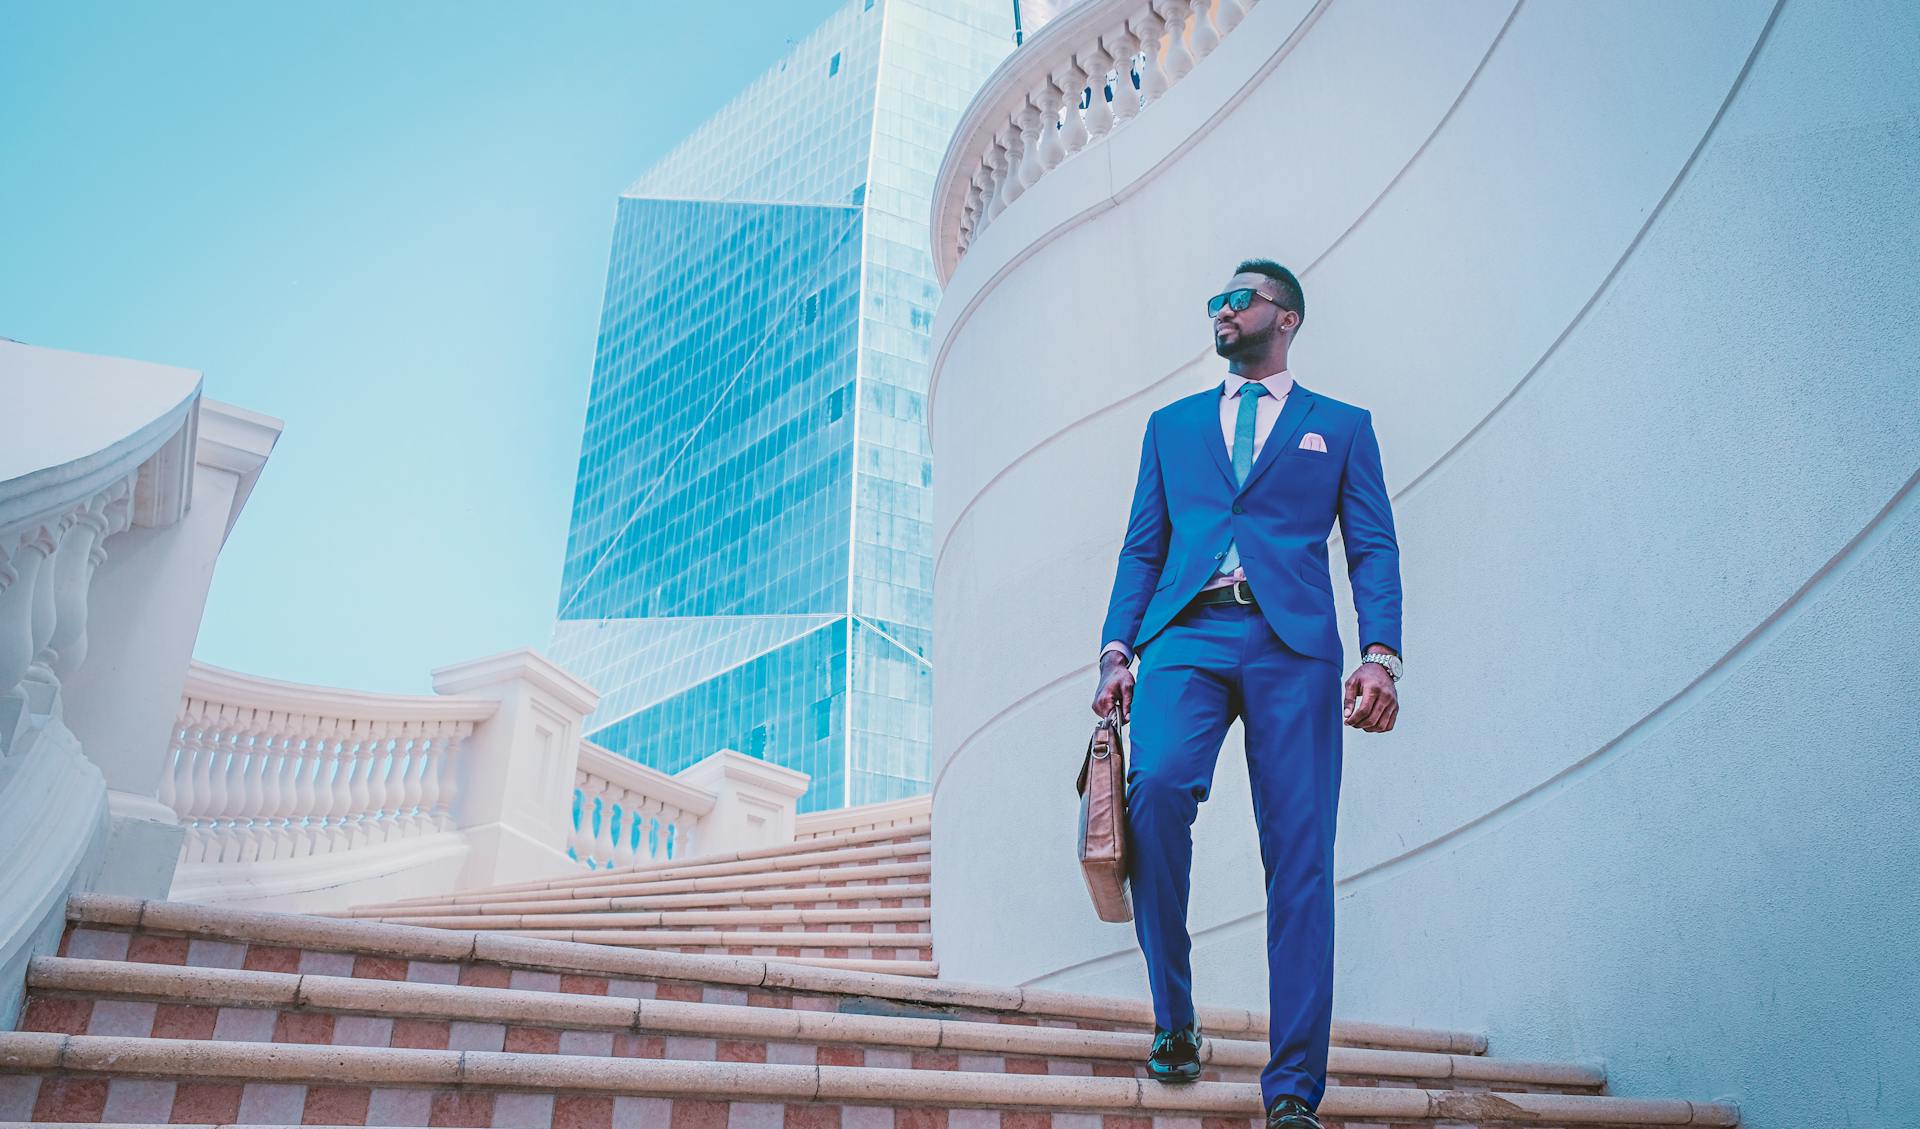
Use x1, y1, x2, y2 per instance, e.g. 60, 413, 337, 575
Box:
1216, 383, 1268, 578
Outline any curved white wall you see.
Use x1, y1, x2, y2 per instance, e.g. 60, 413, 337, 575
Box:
928, 2, 1920, 1126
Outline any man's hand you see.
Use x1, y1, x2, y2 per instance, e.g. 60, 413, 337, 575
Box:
1343, 660, 1398, 733
1092, 651, 1135, 722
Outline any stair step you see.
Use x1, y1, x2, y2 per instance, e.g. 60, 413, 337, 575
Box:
365, 829, 932, 910
337, 883, 932, 918
0, 1034, 1740, 1127
62, 895, 1484, 1054
346, 860, 932, 913
18, 957, 1608, 1094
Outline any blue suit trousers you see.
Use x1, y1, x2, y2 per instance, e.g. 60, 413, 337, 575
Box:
1125, 596, 1343, 1109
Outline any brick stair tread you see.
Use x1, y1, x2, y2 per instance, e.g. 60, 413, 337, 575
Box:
336, 882, 932, 918
19, 957, 1608, 1091
0, 1034, 1741, 1126
340, 860, 933, 913
66, 895, 1483, 1053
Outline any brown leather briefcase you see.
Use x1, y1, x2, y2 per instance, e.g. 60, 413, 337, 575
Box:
1075, 708, 1133, 922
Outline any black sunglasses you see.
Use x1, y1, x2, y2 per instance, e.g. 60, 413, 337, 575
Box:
1206, 287, 1286, 318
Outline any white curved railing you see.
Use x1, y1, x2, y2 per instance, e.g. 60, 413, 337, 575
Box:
932, 0, 1259, 283
166, 663, 495, 866
570, 740, 714, 869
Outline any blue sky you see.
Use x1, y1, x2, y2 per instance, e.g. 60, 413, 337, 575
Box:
0, 0, 851, 692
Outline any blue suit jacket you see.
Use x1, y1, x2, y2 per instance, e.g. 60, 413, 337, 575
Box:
1099, 379, 1403, 666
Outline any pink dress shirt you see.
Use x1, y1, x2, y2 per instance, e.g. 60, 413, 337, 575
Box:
1101, 370, 1294, 664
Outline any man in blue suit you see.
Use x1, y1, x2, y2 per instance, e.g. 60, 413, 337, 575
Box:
1091, 260, 1403, 1129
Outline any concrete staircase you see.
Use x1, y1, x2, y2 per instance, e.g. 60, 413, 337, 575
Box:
327, 823, 937, 978
0, 824, 1740, 1127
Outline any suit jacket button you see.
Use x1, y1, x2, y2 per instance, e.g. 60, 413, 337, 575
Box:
1232, 503, 1244, 514
1214, 551, 1226, 559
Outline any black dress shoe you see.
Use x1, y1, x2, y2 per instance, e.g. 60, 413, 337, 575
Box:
1265, 1095, 1324, 1129
1144, 1021, 1203, 1083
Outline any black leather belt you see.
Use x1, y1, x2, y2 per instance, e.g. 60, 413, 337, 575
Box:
1190, 579, 1259, 609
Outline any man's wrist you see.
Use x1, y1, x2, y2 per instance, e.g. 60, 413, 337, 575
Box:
1363, 642, 1397, 657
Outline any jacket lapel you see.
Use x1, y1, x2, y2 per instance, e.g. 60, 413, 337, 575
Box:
1236, 382, 1319, 497
1194, 382, 1236, 490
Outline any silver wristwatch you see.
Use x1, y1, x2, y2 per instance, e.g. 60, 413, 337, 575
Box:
1362, 652, 1403, 682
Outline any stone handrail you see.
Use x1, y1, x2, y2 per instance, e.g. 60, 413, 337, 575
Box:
793, 794, 932, 840
930, 0, 1257, 284
571, 740, 716, 869
166, 662, 497, 866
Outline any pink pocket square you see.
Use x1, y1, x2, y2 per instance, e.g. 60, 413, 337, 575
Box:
1298, 432, 1327, 452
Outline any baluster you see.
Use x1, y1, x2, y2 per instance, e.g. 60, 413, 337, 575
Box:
579, 776, 609, 867
962, 169, 991, 242
1190, 0, 1221, 60
235, 715, 271, 863
339, 720, 370, 848
999, 117, 1032, 210
158, 702, 187, 815
610, 790, 641, 870
1215, 0, 1248, 38
1080, 43, 1116, 142
1054, 64, 1090, 159
1036, 73, 1069, 175
982, 132, 1012, 223
1013, 95, 1046, 194
1136, 4, 1172, 103
313, 716, 351, 855
362, 719, 396, 846
43, 503, 109, 675
0, 528, 55, 735
420, 730, 448, 833
396, 725, 431, 837
198, 704, 235, 862
288, 715, 322, 857
566, 774, 592, 865
1157, 0, 1196, 84
1107, 25, 1144, 128
172, 701, 211, 863
255, 720, 289, 860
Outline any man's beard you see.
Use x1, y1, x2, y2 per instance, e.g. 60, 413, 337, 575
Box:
1215, 322, 1274, 358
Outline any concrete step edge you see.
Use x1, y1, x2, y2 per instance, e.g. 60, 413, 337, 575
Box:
0, 1034, 1739, 1125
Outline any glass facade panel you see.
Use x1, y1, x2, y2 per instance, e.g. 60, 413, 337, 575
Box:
555, 0, 1015, 813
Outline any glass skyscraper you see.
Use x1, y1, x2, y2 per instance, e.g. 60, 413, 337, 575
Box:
553, 0, 1014, 813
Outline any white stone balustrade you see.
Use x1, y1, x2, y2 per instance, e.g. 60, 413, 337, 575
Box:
165, 663, 495, 867
570, 741, 715, 869
793, 794, 931, 841
931, 0, 1258, 282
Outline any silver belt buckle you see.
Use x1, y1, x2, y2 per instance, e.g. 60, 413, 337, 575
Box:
1231, 579, 1253, 605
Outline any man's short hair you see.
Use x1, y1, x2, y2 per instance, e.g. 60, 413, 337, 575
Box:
1235, 258, 1304, 331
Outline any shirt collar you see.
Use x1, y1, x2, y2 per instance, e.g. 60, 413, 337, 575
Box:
1223, 368, 1293, 399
